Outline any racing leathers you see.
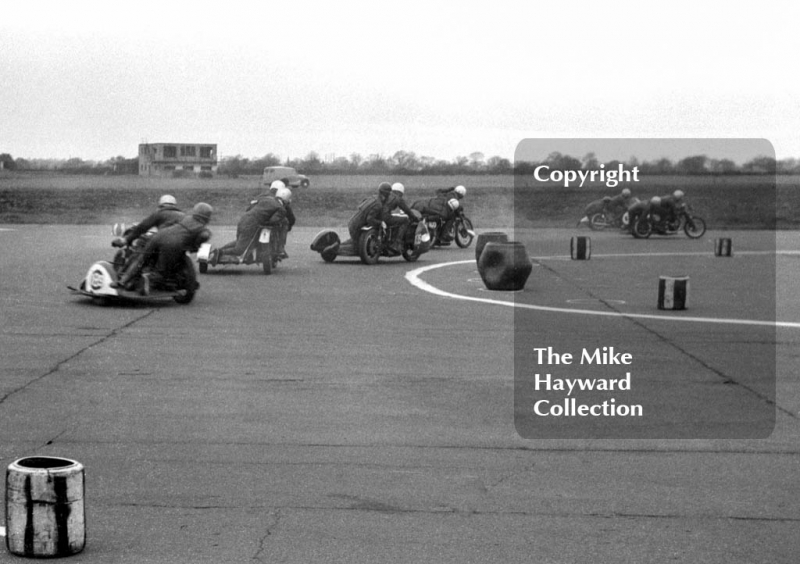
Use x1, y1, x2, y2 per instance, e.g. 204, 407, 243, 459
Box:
115, 205, 186, 288
218, 195, 287, 258
411, 195, 459, 244
138, 214, 212, 294
381, 190, 418, 252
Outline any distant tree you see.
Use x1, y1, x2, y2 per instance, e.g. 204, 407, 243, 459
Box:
453, 156, 469, 170
777, 158, 800, 174
546, 152, 581, 171
582, 152, 599, 170
349, 153, 364, 171
391, 150, 421, 173
742, 155, 777, 174
708, 158, 738, 174
0, 153, 17, 171
468, 152, 485, 171
486, 155, 512, 173
366, 153, 389, 173
676, 155, 708, 175
300, 151, 323, 173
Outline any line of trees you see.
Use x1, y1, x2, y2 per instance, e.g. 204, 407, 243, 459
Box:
1, 150, 797, 176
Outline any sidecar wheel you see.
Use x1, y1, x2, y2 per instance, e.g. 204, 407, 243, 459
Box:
684, 217, 706, 239
455, 217, 474, 248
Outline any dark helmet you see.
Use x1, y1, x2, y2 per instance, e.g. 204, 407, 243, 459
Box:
192, 202, 213, 223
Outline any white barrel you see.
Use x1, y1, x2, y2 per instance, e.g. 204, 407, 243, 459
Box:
5, 456, 86, 557
658, 276, 689, 310
714, 238, 732, 257
570, 236, 591, 260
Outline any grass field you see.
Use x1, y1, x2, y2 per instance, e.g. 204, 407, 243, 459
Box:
0, 171, 797, 229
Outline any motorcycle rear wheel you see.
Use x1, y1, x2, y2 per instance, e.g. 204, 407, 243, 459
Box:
358, 230, 381, 265
684, 217, 706, 238
455, 217, 474, 248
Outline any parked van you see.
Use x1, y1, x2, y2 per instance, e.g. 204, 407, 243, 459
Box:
261, 166, 310, 188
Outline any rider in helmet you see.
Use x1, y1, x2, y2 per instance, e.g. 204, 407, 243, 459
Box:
381, 182, 421, 253
265, 180, 295, 259
657, 190, 685, 226
137, 203, 214, 295
411, 193, 462, 246
113, 194, 185, 248
605, 188, 634, 224
216, 183, 289, 261
421, 185, 467, 244
114, 195, 186, 289
346, 181, 393, 243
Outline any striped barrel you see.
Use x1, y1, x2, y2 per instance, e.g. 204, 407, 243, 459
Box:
658, 276, 689, 310
714, 238, 732, 257
5, 457, 86, 557
570, 236, 591, 260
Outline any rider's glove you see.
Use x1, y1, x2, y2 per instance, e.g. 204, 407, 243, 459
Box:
112, 237, 126, 248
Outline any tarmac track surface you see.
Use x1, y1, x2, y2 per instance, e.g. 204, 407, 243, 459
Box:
0, 225, 798, 563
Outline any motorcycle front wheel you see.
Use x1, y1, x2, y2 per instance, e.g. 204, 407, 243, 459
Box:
258, 244, 273, 275
455, 217, 474, 248
589, 213, 608, 231
632, 218, 652, 239
684, 216, 707, 239
358, 230, 381, 265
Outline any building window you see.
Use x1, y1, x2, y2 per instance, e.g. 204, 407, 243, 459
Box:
163, 145, 177, 158
200, 146, 215, 159
201, 165, 212, 171
180, 145, 197, 157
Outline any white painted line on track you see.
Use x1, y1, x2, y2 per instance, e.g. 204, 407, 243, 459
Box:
406, 256, 800, 329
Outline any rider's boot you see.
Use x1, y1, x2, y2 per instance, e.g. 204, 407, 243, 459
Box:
139, 273, 151, 296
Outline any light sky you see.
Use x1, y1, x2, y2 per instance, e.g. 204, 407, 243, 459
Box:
2, 0, 798, 163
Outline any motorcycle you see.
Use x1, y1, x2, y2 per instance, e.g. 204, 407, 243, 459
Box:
587, 210, 629, 231
632, 203, 707, 239
197, 226, 282, 275
69, 226, 198, 304
310, 213, 431, 264
425, 212, 476, 248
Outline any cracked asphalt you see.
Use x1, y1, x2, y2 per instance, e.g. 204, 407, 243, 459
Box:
1, 225, 798, 563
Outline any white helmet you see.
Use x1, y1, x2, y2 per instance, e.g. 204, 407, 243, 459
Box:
621, 188, 631, 197
447, 198, 460, 211
275, 186, 292, 203
454, 185, 466, 198
391, 182, 405, 194
158, 194, 177, 208
673, 190, 684, 200
270, 180, 286, 191
650, 196, 662, 206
